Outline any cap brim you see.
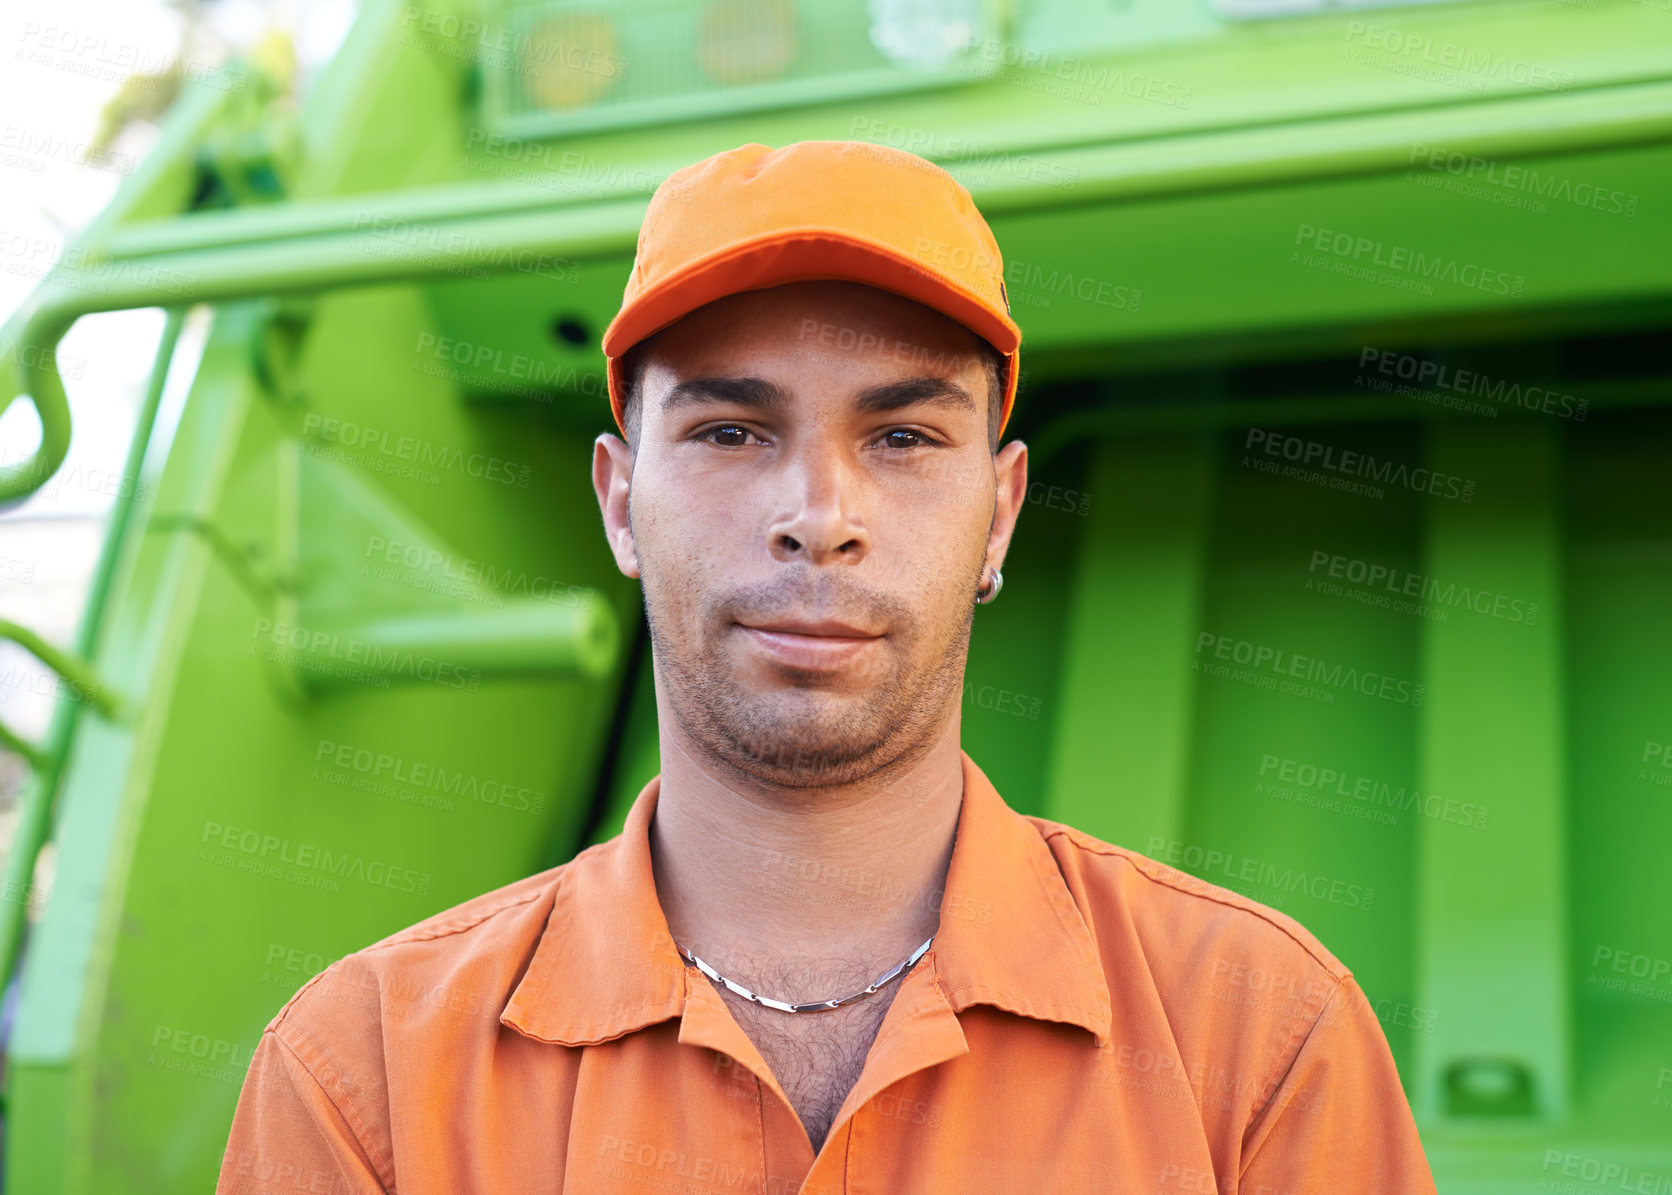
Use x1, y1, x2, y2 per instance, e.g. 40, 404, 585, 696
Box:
603, 229, 1021, 440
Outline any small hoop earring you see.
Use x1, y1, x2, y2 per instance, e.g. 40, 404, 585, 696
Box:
976, 567, 1004, 605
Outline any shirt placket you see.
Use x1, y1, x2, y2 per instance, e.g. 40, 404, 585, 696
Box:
677, 955, 973, 1195
802, 956, 970, 1194
677, 971, 821, 1191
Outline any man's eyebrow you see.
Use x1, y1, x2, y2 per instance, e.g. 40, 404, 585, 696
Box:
662, 376, 789, 414
853, 377, 976, 416
661, 375, 975, 416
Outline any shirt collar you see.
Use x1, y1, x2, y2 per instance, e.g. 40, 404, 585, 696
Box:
931, 751, 1111, 1045
501, 748, 1111, 1048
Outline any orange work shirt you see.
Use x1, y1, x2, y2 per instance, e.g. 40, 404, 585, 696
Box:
217, 749, 1437, 1194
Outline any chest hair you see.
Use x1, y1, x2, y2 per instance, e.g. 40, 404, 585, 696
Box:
716, 979, 903, 1152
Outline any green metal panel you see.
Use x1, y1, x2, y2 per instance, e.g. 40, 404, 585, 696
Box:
1416, 419, 1570, 1124
1042, 430, 1219, 844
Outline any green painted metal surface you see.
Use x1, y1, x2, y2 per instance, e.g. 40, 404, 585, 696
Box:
1, 0, 1668, 1189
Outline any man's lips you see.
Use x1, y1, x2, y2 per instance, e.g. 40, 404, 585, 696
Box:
739, 619, 882, 639
735, 620, 883, 670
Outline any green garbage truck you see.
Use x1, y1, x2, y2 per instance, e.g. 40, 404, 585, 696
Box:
1, 0, 1669, 1189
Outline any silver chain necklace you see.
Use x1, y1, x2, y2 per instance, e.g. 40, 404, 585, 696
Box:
674, 934, 935, 1013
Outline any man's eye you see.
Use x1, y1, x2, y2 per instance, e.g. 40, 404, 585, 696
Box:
702, 425, 757, 446
881, 429, 934, 449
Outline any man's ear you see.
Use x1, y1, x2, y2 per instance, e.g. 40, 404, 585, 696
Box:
592, 433, 639, 579
982, 439, 1028, 579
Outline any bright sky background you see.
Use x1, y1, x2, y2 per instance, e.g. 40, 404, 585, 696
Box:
0, 0, 353, 784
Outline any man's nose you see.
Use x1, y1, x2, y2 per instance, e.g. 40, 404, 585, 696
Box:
765, 446, 869, 568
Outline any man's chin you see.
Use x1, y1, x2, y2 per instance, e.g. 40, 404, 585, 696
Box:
720, 745, 891, 788
698, 691, 902, 785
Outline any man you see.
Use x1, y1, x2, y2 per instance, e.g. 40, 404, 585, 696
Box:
218, 141, 1437, 1193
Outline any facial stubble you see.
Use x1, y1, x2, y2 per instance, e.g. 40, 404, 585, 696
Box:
635, 508, 986, 790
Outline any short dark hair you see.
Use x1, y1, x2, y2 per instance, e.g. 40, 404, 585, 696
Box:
617, 333, 1007, 455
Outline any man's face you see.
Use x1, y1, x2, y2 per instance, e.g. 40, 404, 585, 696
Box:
592, 280, 1027, 789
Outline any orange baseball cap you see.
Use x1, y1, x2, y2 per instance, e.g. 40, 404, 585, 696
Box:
601, 140, 1023, 441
